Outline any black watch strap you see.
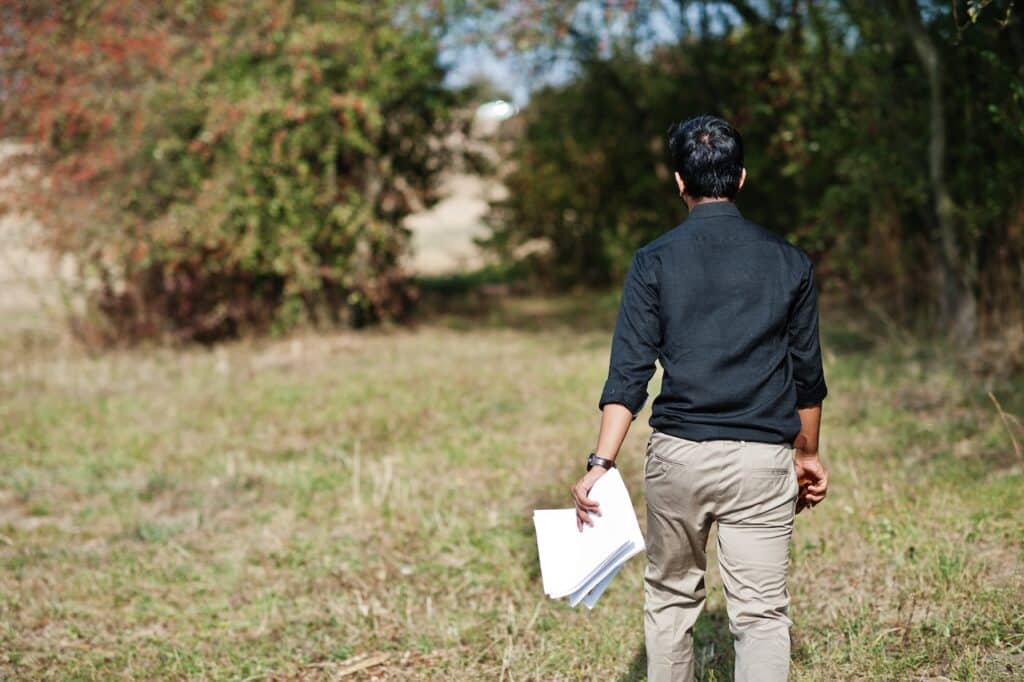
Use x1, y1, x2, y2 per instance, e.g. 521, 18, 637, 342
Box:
587, 452, 616, 471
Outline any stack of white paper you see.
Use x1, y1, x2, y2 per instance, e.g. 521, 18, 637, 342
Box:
532, 468, 645, 609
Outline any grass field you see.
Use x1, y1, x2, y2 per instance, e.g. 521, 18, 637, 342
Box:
1, 292, 1022, 680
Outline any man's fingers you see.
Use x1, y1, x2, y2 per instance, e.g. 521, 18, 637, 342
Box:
806, 479, 828, 495
573, 488, 601, 513
571, 476, 605, 532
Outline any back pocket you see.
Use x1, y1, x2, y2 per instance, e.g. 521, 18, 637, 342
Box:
648, 432, 701, 469
750, 466, 791, 477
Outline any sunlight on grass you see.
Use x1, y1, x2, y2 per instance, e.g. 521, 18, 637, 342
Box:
1, 298, 1022, 679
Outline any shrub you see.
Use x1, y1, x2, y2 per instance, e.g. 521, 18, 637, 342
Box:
0, 1, 463, 344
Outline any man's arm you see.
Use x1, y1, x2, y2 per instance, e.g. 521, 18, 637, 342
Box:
572, 404, 633, 530
794, 403, 822, 455
594, 403, 633, 461
789, 259, 828, 408
572, 252, 660, 531
596, 251, 661, 419
793, 403, 828, 513
789, 257, 829, 512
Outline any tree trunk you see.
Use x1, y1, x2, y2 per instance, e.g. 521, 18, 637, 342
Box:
899, 0, 977, 343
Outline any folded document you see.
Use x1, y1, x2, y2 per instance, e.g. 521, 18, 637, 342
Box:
532, 468, 645, 609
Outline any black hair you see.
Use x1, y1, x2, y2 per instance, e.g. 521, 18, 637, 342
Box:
667, 115, 744, 200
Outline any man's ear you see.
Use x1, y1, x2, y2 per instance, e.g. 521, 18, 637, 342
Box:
738, 167, 747, 191
674, 171, 686, 197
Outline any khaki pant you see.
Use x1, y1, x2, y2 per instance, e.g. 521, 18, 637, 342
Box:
643, 429, 799, 682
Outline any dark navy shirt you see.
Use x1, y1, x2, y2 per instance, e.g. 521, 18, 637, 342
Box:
598, 201, 828, 444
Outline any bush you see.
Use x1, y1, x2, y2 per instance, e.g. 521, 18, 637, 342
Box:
0, 1, 464, 344
484, 7, 1024, 341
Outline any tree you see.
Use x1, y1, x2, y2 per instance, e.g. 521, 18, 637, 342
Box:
478, 0, 1024, 342
0, 0, 466, 343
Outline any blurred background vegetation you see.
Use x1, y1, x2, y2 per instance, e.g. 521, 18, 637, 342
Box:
2, 0, 468, 343
1, 0, 1021, 354
1, 2, 1023, 679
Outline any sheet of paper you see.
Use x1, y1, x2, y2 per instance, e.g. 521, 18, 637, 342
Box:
578, 564, 622, 609
570, 507, 645, 606
532, 508, 628, 598
532, 468, 646, 606
567, 542, 631, 606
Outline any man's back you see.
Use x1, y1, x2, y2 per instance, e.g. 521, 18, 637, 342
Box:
573, 115, 829, 682
598, 200, 827, 444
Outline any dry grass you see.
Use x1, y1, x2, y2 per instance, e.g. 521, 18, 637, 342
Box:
1, 293, 1022, 680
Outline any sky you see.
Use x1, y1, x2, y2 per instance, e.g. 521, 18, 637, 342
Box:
440, 44, 571, 106
437, 1, 740, 106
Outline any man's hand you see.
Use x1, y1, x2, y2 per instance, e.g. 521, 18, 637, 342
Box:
793, 451, 828, 514
571, 466, 608, 532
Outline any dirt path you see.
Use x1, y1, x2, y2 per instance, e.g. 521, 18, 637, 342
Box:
0, 142, 55, 325
401, 171, 500, 276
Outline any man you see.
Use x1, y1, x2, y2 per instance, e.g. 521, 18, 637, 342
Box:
571, 115, 829, 682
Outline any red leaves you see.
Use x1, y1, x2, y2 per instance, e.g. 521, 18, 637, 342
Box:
206, 5, 228, 21
282, 102, 308, 122
2, 0, 454, 344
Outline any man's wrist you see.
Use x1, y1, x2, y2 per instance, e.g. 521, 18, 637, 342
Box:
586, 453, 616, 471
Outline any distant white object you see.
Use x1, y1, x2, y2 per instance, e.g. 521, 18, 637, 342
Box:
475, 99, 518, 122
532, 468, 646, 609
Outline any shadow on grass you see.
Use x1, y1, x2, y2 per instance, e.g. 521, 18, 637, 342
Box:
413, 268, 896, 350
411, 266, 621, 334
822, 325, 876, 355
618, 604, 735, 681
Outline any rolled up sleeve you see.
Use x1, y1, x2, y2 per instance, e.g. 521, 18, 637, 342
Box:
788, 259, 828, 407
598, 251, 661, 419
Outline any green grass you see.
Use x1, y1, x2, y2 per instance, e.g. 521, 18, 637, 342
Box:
1, 293, 1022, 680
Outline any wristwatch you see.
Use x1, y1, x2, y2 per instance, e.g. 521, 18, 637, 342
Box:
586, 452, 616, 471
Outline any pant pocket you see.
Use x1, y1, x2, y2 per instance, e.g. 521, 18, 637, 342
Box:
742, 445, 800, 508
750, 467, 792, 477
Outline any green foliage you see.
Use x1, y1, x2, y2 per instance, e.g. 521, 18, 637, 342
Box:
1, 1, 463, 343
485, 2, 1024, 336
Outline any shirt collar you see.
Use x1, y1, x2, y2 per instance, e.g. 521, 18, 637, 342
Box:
685, 201, 743, 220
